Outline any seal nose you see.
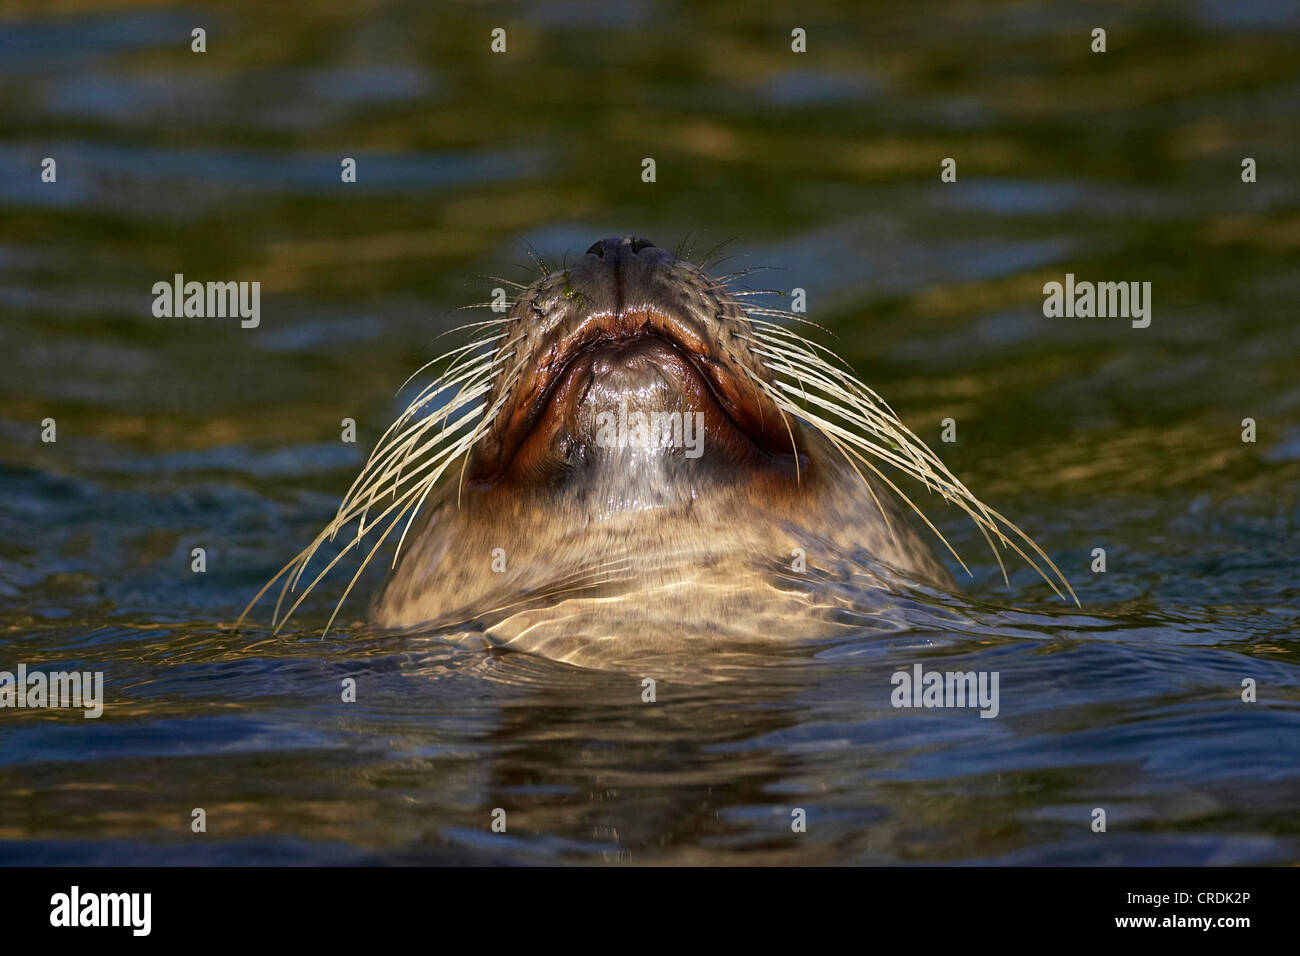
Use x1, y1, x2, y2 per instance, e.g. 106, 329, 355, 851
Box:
586, 236, 656, 259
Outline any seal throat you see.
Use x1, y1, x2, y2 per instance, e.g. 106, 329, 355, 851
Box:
469, 308, 802, 485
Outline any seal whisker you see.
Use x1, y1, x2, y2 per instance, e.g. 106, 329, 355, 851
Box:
746, 310, 843, 338
741, 335, 934, 468
351, 362, 505, 523
747, 327, 972, 488
713, 265, 780, 284
749, 346, 943, 495
694, 236, 740, 271
477, 274, 529, 290
775, 389, 1069, 601
345, 358, 502, 530
765, 378, 1011, 579
742, 368, 899, 546
274, 337, 518, 620
739, 328, 1075, 603
511, 237, 553, 278
285, 404, 484, 603
360, 386, 493, 533
746, 319, 854, 373
395, 333, 506, 396
277, 394, 509, 634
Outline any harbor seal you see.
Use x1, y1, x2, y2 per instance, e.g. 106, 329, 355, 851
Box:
245, 236, 1073, 665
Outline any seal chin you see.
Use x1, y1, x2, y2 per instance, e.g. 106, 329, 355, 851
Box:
467, 309, 802, 486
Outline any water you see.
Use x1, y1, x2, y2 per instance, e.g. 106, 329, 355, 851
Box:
1, 0, 1298, 864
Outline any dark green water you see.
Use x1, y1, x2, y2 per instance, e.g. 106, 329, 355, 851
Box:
0, 0, 1297, 864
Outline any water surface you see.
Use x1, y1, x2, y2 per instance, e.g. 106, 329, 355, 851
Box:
1, 0, 1298, 864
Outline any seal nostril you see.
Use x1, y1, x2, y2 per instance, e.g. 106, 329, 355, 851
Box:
586, 240, 607, 258
628, 237, 655, 254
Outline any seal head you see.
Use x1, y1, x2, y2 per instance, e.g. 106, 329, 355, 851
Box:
247, 236, 1076, 666
371, 237, 957, 663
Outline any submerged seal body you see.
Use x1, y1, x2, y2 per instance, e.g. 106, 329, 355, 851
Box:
251, 236, 1072, 665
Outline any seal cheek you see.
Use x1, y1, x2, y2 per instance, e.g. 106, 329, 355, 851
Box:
494, 355, 593, 486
